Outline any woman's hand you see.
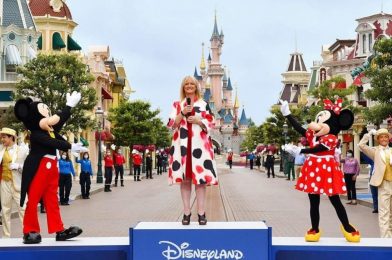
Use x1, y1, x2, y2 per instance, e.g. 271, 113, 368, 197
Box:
187, 115, 200, 124
182, 105, 193, 116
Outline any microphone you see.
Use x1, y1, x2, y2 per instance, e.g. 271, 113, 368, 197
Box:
186, 97, 191, 117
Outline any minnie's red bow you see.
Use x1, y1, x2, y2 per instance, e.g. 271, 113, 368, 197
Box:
323, 98, 343, 115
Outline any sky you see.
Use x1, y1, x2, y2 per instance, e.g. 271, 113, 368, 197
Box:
67, 0, 390, 125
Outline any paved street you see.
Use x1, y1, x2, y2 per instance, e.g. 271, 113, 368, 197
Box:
7, 155, 379, 239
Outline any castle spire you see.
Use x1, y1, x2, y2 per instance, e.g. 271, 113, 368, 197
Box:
211, 10, 219, 39
234, 87, 240, 109
200, 42, 206, 71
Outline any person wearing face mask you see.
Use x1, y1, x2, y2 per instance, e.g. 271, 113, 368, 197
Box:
145, 150, 153, 179
113, 148, 125, 186
75, 152, 93, 199
342, 150, 360, 205
58, 152, 75, 206
104, 150, 114, 192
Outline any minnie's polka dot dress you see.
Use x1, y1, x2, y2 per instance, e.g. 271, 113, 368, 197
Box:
296, 130, 346, 196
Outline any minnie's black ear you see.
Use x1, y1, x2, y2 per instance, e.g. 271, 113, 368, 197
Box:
338, 109, 354, 130
14, 98, 32, 122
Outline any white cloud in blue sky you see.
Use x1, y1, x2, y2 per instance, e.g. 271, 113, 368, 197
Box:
68, 0, 388, 124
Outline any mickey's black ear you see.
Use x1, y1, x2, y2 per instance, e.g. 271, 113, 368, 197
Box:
339, 109, 354, 130
14, 98, 32, 122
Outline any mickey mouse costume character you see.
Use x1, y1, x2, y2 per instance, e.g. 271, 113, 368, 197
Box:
14, 91, 87, 244
280, 98, 360, 243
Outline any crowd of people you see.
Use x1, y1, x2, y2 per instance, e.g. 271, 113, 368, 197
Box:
0, 124, 171, 238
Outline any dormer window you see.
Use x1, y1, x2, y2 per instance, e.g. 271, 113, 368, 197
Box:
362, 34, 367, 54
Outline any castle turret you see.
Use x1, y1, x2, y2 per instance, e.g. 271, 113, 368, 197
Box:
208, 12, 224, 110
279, 51, 310, 104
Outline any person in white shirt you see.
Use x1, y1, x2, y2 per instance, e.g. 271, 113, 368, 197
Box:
0, 127, 29, 238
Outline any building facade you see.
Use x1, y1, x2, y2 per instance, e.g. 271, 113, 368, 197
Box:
0, 0, 39, 113
308, 12, 392, 160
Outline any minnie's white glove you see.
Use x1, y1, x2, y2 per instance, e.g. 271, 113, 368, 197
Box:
279, 99, 291, 116
66, 91, 81, 108
284, 144, 301, 156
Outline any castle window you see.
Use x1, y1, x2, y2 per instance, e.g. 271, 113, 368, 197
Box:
368, 33, 373, 52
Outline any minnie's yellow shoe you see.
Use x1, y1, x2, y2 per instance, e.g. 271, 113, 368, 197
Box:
341, 225, 360, 243
305, 228, 321, 242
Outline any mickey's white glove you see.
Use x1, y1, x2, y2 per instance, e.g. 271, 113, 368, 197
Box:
9, 163, 20, 170
279, 99, 291, 116
71, 143, 89, 153
111, 144, 116, 151
66, 91, 81, 108
369, 129, 377, 136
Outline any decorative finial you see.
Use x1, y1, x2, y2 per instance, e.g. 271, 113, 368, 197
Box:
381, 0, 384, 13
294, 31, 297, 52
200, 42, 206, 70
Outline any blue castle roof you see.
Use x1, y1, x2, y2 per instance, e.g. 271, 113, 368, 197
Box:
239, 109, 249, 126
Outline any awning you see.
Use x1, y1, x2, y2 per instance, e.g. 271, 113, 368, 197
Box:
102, 87, 113, 99
67, 35, 82, 51
27, 45, 37, 60
37, 35, 42, 50
52, 32, 66, 50
5, 45, 22, 65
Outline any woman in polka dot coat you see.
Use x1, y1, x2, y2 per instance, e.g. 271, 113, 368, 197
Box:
280, 98, 360, 243
167, 76, 217, 226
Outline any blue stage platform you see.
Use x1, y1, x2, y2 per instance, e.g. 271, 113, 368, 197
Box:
1, 222, 391, 259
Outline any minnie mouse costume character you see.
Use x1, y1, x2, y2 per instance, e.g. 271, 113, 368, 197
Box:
280, 98, 360, 243
14, 92, 87, 244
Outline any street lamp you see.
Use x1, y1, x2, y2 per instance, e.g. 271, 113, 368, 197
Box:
366, 123, 376, 147
283, 122, 288, 144
95, 106, 104, 184
280, 122, 289, 172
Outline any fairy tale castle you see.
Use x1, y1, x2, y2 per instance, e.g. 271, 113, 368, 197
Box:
193, 15, 249, 154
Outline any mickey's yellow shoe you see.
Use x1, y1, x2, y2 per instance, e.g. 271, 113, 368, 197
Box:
305, 228, 321, 242
341, 225, 360, 243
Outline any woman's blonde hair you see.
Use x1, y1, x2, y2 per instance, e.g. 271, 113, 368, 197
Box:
180, 76, 201, 100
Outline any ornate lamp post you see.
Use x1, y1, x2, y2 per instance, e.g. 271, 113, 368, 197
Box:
366, 123, 376, 147
283, 122, 288, 144
95, 106, 104, 184
280, 122, 288, 172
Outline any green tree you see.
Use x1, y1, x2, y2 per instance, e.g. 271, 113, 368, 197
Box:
152, 118, 171, 148
307, 76, 358, 120
108, 100, 167, 149
363, 37, 392, 124
14, 53, 96, 133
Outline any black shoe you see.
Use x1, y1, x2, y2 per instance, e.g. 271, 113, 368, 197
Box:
114, 183, 118, 187
86, 196, 90, 199
198, 213, 207, 225
182, 213, 191, 225
121, 183, 124, 187
23, 232, 42, 244
56, 226, 83, 241
137, 179, 141, 181
372, 209, 378, 213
